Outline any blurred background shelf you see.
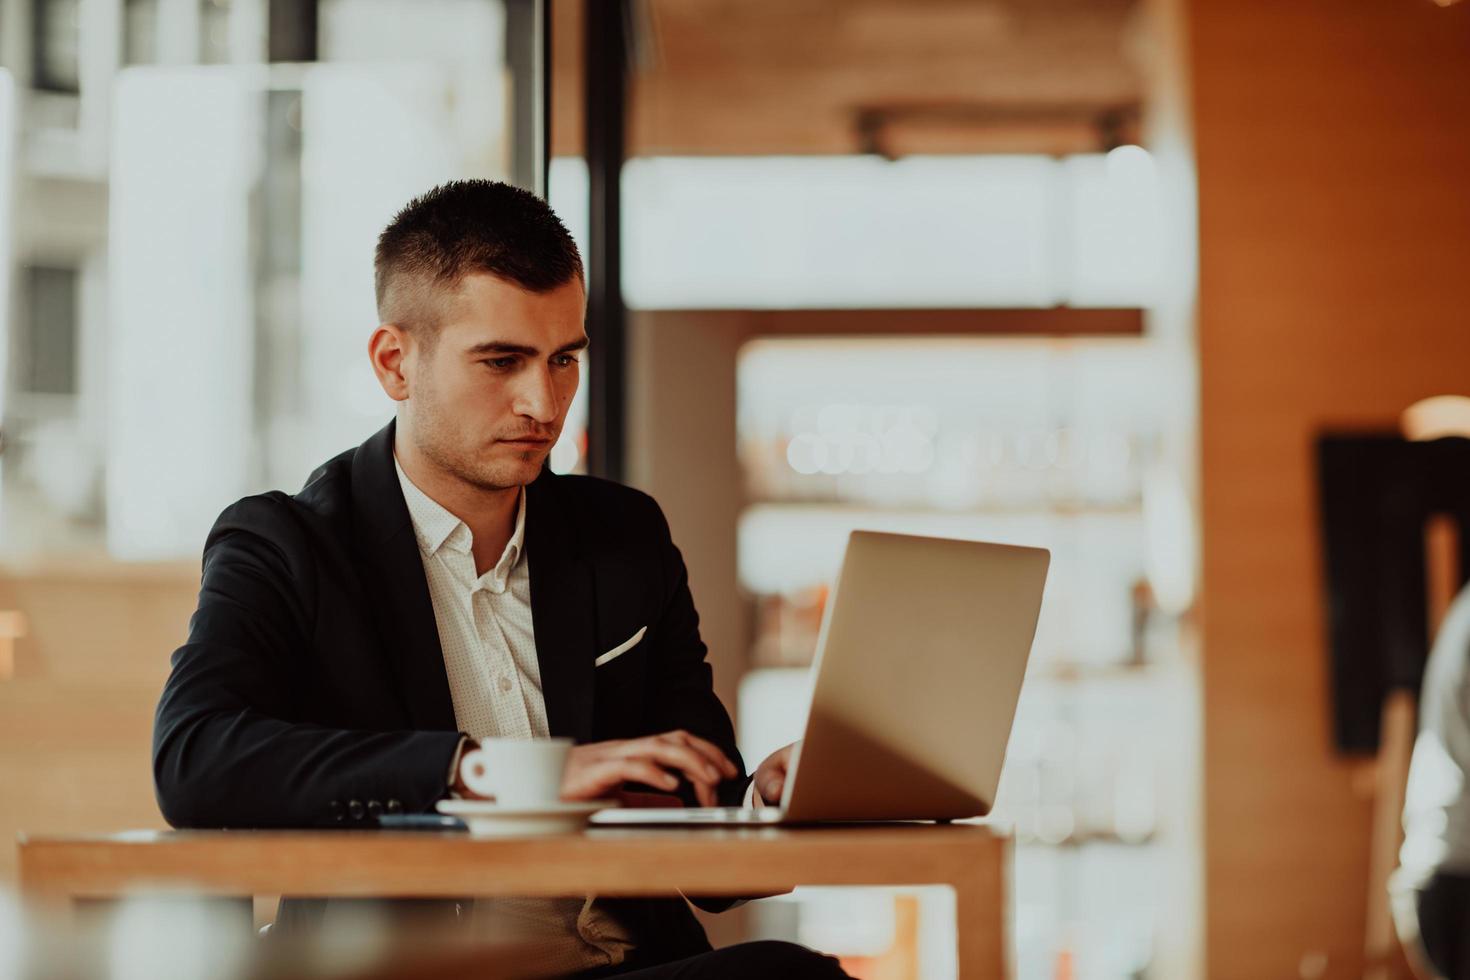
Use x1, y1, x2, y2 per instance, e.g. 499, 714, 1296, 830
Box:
731, 329, 1199, 978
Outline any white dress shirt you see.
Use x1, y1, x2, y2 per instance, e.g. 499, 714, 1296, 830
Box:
1397, 582, 1470, 896
395, 458, 634, 972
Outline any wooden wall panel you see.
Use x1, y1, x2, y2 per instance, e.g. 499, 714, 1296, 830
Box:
552, 0, 1142, 158
0, 566, 199, 881
1190, 0, 1470, 975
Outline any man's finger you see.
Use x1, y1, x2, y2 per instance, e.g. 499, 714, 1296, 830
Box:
599, 758, 680, 795
615, 758, 713, 806
659, 731, 739, 778
621, 743, 722, 806
563, 756, 676, 799
620, 740, 725, 787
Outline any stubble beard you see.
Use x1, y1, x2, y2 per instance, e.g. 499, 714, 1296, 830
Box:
413, 399, 543, 494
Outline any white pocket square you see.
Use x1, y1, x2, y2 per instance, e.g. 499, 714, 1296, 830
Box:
595, 626, 647, 667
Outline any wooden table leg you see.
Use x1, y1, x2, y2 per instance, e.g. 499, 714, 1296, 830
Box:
951, 847, 1007, 978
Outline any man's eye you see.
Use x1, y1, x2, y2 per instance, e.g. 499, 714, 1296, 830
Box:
487, 357, 517, 369
553, 354, 580, 367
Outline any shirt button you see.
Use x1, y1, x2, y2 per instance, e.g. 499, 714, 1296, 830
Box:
498, 675, 512, 693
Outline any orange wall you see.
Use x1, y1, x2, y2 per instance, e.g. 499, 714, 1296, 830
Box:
1190, 0, 1470, 974
0, 565, 196, 880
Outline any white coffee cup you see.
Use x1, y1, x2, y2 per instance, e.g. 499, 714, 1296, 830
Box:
460, 737, 571, 806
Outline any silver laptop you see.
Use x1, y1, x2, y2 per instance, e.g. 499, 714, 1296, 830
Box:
590, 530, 1049, 826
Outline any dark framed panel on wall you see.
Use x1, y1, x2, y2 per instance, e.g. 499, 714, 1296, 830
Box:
582, 0, 628, 482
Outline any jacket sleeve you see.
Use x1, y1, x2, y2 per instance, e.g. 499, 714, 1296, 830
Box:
152, 495, 463, 829
641, 497, 752, 809
640, 497, 761, 913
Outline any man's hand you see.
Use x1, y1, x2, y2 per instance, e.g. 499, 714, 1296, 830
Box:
560, 730, 740, 808
752, 741, 799, 806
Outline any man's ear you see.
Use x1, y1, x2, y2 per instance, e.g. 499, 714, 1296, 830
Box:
369, 324, 413, 402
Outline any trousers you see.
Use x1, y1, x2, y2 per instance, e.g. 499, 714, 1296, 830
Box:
1419, 872, 1470, 980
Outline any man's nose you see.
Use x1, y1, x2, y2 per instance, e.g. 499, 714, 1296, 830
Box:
512, 365, 558, 424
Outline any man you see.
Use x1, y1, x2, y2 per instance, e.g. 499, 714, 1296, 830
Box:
153, 180, 845, 979
1396, 581, 1470, 979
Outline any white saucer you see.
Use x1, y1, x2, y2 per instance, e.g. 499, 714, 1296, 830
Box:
436, 799, 611, 837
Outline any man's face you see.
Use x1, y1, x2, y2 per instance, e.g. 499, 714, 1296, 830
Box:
401, 272, 586, 492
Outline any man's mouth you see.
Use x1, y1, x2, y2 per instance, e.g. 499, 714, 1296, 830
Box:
499, 436, 553, 448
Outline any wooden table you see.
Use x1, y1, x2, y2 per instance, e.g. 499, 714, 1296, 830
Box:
19, 825, 1007, 976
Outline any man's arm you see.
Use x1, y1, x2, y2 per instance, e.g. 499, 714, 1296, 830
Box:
153, 496, 463, 829
640, 497, 751, 809
635, 497, 805, 910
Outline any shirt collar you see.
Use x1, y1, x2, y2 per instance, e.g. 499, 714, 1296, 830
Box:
393, 455, 526, 587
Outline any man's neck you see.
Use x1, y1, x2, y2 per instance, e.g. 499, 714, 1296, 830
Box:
394, 436, 521, 577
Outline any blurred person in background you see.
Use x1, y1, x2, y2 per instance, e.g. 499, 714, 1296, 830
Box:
151, 180, 836, 980
1395, 581, 1470, 980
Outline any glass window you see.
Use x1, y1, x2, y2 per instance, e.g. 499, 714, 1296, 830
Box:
18, 266, 79, 396
123, 0, 160, 66
552, 151, 1166, 310
32, 0, 82, 93
1, 1, 549, 561
199, 0, 231, 65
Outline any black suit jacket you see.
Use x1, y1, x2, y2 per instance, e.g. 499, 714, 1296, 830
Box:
153, 420, 749, 960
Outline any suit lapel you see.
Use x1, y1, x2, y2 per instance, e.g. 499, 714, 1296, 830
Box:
350, 421, 459, 732
349, 425, 598, 741
525, 471, 597, 743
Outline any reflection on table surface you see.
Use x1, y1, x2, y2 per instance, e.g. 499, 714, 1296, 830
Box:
1, 886, 556, 980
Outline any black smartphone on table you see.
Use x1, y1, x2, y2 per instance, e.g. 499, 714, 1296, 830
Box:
375, 814, 467, 831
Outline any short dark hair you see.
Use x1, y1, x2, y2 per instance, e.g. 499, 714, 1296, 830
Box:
374, 179, 583, 329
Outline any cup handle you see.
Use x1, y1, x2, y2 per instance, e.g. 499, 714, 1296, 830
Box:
460, 748, 497, 799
